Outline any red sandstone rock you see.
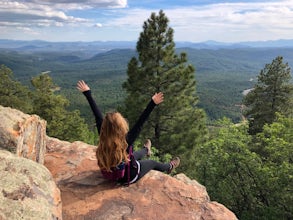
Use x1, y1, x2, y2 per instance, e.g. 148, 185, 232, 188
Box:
0, 105, 46, 164
45, 137, 238, 220
0, 106, 237, 220
45, 136, 99, 185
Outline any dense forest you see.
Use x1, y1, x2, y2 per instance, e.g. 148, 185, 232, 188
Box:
1, 45, 293, 124
1, 11, 293, 220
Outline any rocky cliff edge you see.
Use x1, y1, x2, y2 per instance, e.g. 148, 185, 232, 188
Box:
0, 105, 237, 220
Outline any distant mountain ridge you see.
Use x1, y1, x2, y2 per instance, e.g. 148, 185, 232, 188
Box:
1, 39, 293, 52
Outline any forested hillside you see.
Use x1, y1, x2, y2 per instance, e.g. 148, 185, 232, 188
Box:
1, 37, 293, 220
1, 46, 293, 123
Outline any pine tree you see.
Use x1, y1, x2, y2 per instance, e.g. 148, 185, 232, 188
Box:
31, 73, 94, 143
122, 10, 207, 172
243, 56, 293, 134
0, 65, 32, 113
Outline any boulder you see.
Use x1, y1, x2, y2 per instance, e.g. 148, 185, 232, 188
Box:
0, 150, 62, 220
45, 137, 238, 220
0, 106, 46, 164
45, 136, 99, 185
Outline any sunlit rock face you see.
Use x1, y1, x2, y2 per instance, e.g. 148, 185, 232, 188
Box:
0, 105, 46, 164
45, 137, 237, 220
0, 106, 237, 220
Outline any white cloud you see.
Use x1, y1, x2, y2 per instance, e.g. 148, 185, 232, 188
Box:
94, 23, 103, 28
0, 1, 88, 27
0, 0, 127, 29
102, 8, 152, 29
1, 0, 293, 42
4, 0, 128, 10
102, 1, 293, 42
16, 26, 40, 36
168, 1, 293, 41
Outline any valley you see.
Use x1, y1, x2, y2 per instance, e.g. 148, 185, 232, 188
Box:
1, 40, 293, 123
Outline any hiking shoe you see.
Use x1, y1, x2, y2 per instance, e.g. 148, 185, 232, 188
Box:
144, 139, 152, 157
168, 157, 180, 173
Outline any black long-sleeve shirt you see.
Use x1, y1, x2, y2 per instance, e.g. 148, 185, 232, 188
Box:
83, 90, 156, 148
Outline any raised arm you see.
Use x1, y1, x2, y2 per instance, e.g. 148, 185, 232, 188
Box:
126, 92, 164, 146
77, 80, 103, 134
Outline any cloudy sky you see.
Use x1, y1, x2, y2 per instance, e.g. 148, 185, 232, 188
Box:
1, 0, 292, 42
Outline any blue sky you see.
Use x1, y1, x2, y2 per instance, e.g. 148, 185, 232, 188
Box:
0, 0, 292, 43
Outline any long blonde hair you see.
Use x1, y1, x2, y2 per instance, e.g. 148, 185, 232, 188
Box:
96, 112, 129, 171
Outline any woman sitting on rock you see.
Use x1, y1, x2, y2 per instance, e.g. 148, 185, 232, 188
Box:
77, 80, 180, 185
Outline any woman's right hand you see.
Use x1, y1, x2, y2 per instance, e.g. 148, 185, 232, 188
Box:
77, 80, 90, 92
152, 92, 164, 105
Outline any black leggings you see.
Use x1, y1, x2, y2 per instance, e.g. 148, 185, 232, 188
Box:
133, 147, 171, 181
